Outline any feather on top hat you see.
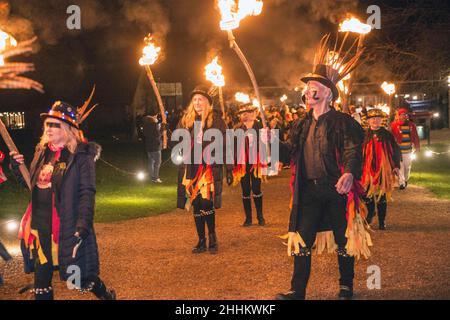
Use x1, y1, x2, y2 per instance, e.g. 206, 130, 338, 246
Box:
40, 86, 98, 129
301, 33, 365, 101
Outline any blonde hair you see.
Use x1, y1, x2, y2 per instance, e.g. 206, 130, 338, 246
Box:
180, 98, 214, 129
39, 119, 82, 153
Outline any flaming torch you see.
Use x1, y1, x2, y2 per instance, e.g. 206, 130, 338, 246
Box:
0, 30, 44, 190
217, 0, 267, 128
205, 56, 226, 119
381, 81, 396, 118
235, 92, 251, 104
339, 16, 371, 49
139, 34, 167, 149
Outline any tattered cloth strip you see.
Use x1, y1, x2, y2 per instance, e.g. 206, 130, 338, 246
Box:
19, 195, 61, 266
338, 147, 373, 260
232, 133, 268, 186
182, 164, 215, 211
361, 138, 396, 202
344, 181, 373, 259
279, 151, 373, 260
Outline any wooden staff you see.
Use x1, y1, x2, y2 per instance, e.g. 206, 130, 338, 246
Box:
227, 30, 266, 128
0, 118, 31, 190
143, 65, 168, 149
218, 86, 226, 119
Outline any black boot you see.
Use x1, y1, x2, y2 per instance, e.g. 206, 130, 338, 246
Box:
192, 238, 207, 254
338, 285, 353, 300
242, 197, 252, 227
286, 248, 311, 300
91, 278, 116, 300
253, 194, 265, 226
337, 248, 355, 300
377, 197, 387, 230
275, 289, 305, 300
33, 287, 54, 300
208, 233, 218, 254
364, 197, 375, 225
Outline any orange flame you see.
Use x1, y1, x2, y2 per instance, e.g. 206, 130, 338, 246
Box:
339, 17, 371, 34
218, 0, 263, 31
0, 29, 18, 66
381, 81, 396, 95
139, 35, 161, 66
235, 92, 251, 103
205, 56, 225, 87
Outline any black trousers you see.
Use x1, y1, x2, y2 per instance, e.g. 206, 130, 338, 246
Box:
291, 181, 354, 297
192, 194, 216, 240
240, 168, 263, 222
364, 194, 387, 225
32, 232, 110, 300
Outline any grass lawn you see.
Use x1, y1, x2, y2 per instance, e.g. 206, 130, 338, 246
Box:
0, 140, 179, 223
409, 136, 450, 200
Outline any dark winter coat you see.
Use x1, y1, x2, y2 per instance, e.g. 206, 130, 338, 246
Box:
13, 142, 101, 283
142, 116, 162, 152
287, 108, 364, 232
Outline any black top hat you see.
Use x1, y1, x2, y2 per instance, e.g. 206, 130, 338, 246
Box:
190, 85, 213, 105
237, 102, 257, 115
40, 101, 78, 129
367, 108, 387, 119
301, 64, 340, 101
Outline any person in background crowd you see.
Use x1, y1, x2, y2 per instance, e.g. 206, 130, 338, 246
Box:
142, 112, 163, 183
390, 107, 420, 189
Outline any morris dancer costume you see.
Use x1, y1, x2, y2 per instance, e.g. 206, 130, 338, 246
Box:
177, 86, 232, 254
277, 34, 372, 300
12, 94, 115, 300
230, 102, 268, 227
390, 107, 420, 189
361, 109, 401, 230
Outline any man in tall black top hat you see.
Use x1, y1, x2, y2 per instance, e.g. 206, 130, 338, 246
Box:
276, 34, 365, 300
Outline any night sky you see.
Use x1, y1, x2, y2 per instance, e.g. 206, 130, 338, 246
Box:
0, 0, 448, 121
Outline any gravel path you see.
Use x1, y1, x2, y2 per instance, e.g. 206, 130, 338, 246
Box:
1, 171, 449, 300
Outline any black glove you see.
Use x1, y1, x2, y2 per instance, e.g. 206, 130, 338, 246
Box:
9, 155, 20, 168
226, 170, 234, 186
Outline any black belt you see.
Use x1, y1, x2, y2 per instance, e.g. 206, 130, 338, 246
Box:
303, 178, 336, 185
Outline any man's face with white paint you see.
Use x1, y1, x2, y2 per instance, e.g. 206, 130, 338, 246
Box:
304, 80, 332, 107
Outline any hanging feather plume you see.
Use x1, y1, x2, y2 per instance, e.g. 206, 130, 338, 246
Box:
312, 33, 365, 85
76, 85, 98, 125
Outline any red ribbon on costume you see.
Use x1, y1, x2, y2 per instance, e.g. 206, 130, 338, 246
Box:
0, 150, 7, 184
